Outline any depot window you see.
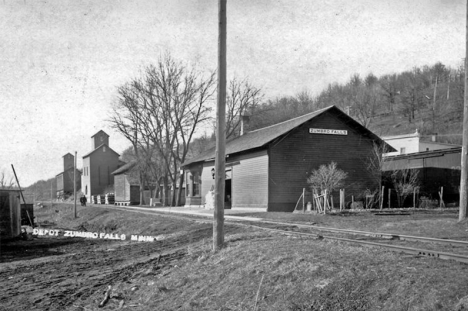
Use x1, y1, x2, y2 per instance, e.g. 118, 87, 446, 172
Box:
193, 173, 200, 196
186, 171, 201, 197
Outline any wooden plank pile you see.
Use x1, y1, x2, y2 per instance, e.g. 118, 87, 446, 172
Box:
105, 193, 115, 205
313, 189, 330, 214
96, 195, 105, 204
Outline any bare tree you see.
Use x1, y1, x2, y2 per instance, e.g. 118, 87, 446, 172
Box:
391, 169, 419, 208
399, 70, 428, 122
0, 170, 15, 189
379, 74, 400, 113
364, 73, 378, 87
344, 83, 380, 128
117, 54, 215, 206
364, 142, 392, 207
225, 78, 263, 138
110, 82, 157, 205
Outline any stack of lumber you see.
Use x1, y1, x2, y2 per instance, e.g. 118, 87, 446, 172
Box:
97, 195, 105, 204
105, 193, 115, 205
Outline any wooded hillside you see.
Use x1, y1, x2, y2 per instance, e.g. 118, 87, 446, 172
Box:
251, 62, 464, 143
189, 61, 465, 158
23, 178, 57, 203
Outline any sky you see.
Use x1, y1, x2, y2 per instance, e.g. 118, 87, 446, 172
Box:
0, 0, 466, 186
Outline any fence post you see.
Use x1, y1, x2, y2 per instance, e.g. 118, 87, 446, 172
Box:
324, 190, 328, 214
342, 189, 345, 210
388, 188, 391, 209
380, 186, 384, 210
302, 188, 305, 213
340, 189, 344, 211
312, 189, 316, 211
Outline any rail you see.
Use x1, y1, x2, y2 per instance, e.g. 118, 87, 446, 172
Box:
104, 206, 468, 264
255, 220, 468, 247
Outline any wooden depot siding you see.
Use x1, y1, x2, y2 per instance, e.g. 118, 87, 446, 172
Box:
185, 196, 202, 207
114, 174, 128, 202
230, 150, 268, 208
197, 150, 268, 208
268, 111, 378, 212
115, 174, 140, 203
184, 164, 203, 207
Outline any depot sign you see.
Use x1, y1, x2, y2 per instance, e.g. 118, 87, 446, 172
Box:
309, 128, 348, 135
32, 228, 162, 242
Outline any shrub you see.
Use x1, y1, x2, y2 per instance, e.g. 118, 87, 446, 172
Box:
307, 162, 348, 194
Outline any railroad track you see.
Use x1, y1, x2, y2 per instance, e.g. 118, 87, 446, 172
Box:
105, 206, 468, 264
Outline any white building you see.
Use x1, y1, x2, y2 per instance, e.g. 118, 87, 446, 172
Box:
382, 130, 460, 157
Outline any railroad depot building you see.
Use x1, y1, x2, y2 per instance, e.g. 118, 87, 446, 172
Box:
182, 106, 392, 212
81, 130, 121, 201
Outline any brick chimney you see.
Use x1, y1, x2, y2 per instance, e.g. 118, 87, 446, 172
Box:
240, 114, 251, 136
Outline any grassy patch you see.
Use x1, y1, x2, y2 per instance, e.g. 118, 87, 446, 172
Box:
31, 204, 468, 310
90, 233, 468, 311
237, 211, 468, 239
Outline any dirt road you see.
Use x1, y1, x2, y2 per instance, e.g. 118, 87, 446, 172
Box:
0, 207, 236, 311
3, 204, 468, 310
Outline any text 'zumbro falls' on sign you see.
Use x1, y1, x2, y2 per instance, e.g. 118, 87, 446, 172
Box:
309, 128, 348, 135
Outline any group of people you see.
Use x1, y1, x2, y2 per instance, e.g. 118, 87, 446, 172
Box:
79, 195, 87, 206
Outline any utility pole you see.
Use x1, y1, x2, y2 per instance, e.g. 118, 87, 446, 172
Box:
74, 151, 77, 218
50, 179, 53, 207
432, 76, 438, 134
460, 0, 468, 222
214, 0, 227, 251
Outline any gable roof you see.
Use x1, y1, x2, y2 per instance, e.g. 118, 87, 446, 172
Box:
62, 152, 73, 158
111, 161, 136, 175
91, 130, 109, 138
82, 143, 120, 159
182, 105, 393, 167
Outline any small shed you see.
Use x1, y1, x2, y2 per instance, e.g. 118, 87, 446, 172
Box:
383, 147, 462, 204
112, 161, 140, 205
0, 188, 22, 238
